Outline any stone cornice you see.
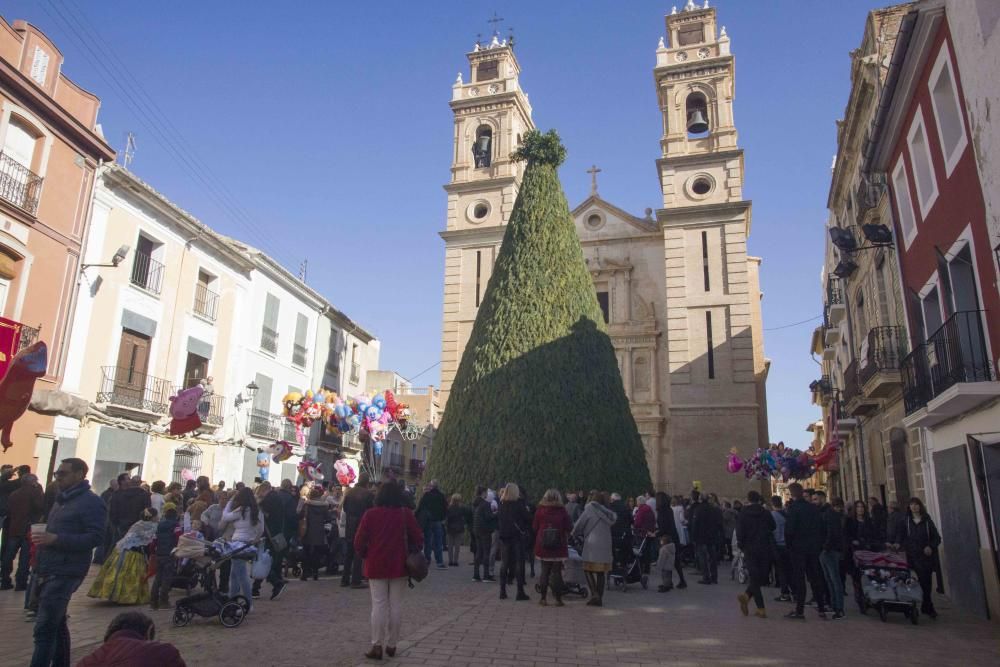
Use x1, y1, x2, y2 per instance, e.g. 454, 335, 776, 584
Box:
443, 176, 517, 195
656, 148, 743, 169
439, 226, 506, 245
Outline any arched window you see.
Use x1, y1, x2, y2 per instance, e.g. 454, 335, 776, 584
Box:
172, 444, 202, 484
685, 93, 709, 137
473, 125, 493, 168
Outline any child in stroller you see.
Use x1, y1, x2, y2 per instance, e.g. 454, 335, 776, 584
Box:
171, 536, 257, 629
609, 533, 651, 591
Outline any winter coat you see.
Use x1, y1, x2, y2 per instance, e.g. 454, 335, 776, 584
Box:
784, 498, 824, 555
771, 510, 787, 546
0, 471, 21, 515
870, 504, 888, 542
76, 629, 186, 667
633, 503, 655, 536
472, 497, 497, 537
894, 514, 941, 570
886, 510, 906, 548
259, 491, 286, 539
609, 499, 632, 539
354, 506, 423, 579
36, 481, 107, 578
736, 503, 776, 556
722, 507, 738, 539
299, 499, 332, 546
846, 517, 881, 552
446, 503, 472, 536
155, 517, 180, 557
565, 500, 582, 524
822, 509, 847, 553
498, 499, 531, 542
6, 482, 44, 538
416, 487, 448, 523
532, 502, 572, 559
655, 503, 680, 543
690, 502, 724, 546
220, 503, 264, 543
672, 505, 688, 546
342, 486, 374, 539
108, 487, 151, 530
572, 501, 616, 565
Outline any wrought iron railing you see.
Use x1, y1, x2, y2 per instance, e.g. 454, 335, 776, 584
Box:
282, 419, 297, 443
858, 326, 905, 387
901, 344, 931, 414
0, 152, 43, 215
927, 310, 993, 393
97, 366, 173, 413
350, 362, 360, 384
260, 326, 278, 354
130, 251, 165, 295
383, 452, 404, 471
841, 359, 862, 406
292, 343, 308, 368
194, 283, 220, 321
409, 458, 425, 477
827, 280, 844, 306
197, 393, 226, 426
248, 409, 282, 440
16, 323, 40, 353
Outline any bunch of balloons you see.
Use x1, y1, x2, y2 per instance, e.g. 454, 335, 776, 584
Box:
280, 389, 412, 446
726, 442, 817, 482
334, 459, 357, 487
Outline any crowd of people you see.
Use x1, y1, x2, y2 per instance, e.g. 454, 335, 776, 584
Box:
0, 458, 945, 665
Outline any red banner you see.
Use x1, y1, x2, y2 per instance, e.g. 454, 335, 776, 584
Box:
0, 317, 23, 381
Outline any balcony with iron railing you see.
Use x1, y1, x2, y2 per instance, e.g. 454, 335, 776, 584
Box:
197, 393, 226, 427
826, 279, 846, 325
130, 251, 165, 295
292, 343, 308, 368
858, 326, 905, 397
902, 310, 998, 425
0, 152, 43, 216
383, 452, 404, 471
193, 283, 220, 321
97, 366, 173, 419
248, 409, 283, 440
260, 326, 278, 354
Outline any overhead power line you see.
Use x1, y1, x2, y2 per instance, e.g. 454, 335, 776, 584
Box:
764, 315, 822, 331
40, 0, 300, 272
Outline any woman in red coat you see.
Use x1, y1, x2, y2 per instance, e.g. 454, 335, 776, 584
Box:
354, 480, 424, 661
532, 489, 573, 606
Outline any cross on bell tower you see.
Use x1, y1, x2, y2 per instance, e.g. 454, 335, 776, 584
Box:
587, 165, 602, 196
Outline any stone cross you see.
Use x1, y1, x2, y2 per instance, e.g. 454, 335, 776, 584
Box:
587, 164, 602, 195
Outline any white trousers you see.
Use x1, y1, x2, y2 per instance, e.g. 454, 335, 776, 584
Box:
369, 577, 406, 647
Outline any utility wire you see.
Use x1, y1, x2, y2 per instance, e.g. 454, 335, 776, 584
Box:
764, 315, 822, 331
40, 0, 300, 272
407, 360, 441, 383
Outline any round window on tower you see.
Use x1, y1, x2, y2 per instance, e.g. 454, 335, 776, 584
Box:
466, 200, 492, 223
686, 174, 716, 200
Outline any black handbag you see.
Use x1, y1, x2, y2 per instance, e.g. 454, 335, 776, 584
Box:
404, 519, 428, 585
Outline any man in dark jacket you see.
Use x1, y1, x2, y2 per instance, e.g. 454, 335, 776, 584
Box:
32, 458, 107, 667
610, 492, 633, 568
689, 491, 723, 584
257, 482, 290, 600
340, 474, 373, 588
783, 482, 828, 619
108, 476, 151, 543
416, 480, 448, 569
736, 491, 776, 617
819, 497, 847, 619
1, 473, 44, 590
0, 464, 30, 564
472, 487, 497, 581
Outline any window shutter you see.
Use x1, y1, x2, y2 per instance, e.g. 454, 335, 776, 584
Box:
294, 314, 308, 348
263, 294, 279, 330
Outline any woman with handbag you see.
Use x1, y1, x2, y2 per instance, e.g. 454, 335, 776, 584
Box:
354, 478, 424, 661
532, 489, 572, 606
298, 485, 332, 581
497, 483, 532, 601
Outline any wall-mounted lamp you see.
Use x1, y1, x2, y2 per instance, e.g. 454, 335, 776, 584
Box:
81, 245, 130, 270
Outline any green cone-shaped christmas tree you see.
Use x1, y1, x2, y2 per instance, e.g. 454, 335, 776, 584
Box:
426, 130, 652, 499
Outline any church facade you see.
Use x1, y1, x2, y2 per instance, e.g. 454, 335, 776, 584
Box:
439, 4, 769, 497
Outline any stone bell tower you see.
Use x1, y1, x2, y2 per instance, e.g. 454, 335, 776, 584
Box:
439, 34, 535, 409
654, 1, 769, 496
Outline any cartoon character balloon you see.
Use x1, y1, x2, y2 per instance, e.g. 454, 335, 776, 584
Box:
297, 458, 324, 482
268, 440, 293, 463
726, 448, 743, 474
334, 459, 357, 487
169, 384, 204, 436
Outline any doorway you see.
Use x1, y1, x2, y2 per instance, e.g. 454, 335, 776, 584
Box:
114, 329, 151, 404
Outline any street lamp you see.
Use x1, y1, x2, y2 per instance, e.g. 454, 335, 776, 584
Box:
245, 381, 259, 403
81, 245, 130, 270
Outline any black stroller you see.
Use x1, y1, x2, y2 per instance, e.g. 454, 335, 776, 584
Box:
609, 533, 651, 591
171, 536, 255, 629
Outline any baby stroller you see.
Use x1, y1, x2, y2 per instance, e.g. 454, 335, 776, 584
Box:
730, 532, 747, 585
609, 534, 650, 591
535, 546, 589, 598
853, 550, 923, 625
171, 536, 255, 629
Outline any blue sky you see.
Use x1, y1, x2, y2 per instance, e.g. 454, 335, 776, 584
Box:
6, 1, 891, 449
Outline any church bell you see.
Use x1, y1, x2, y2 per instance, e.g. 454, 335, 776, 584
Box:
687, 109, 709, 134
476, 135, 491, 155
